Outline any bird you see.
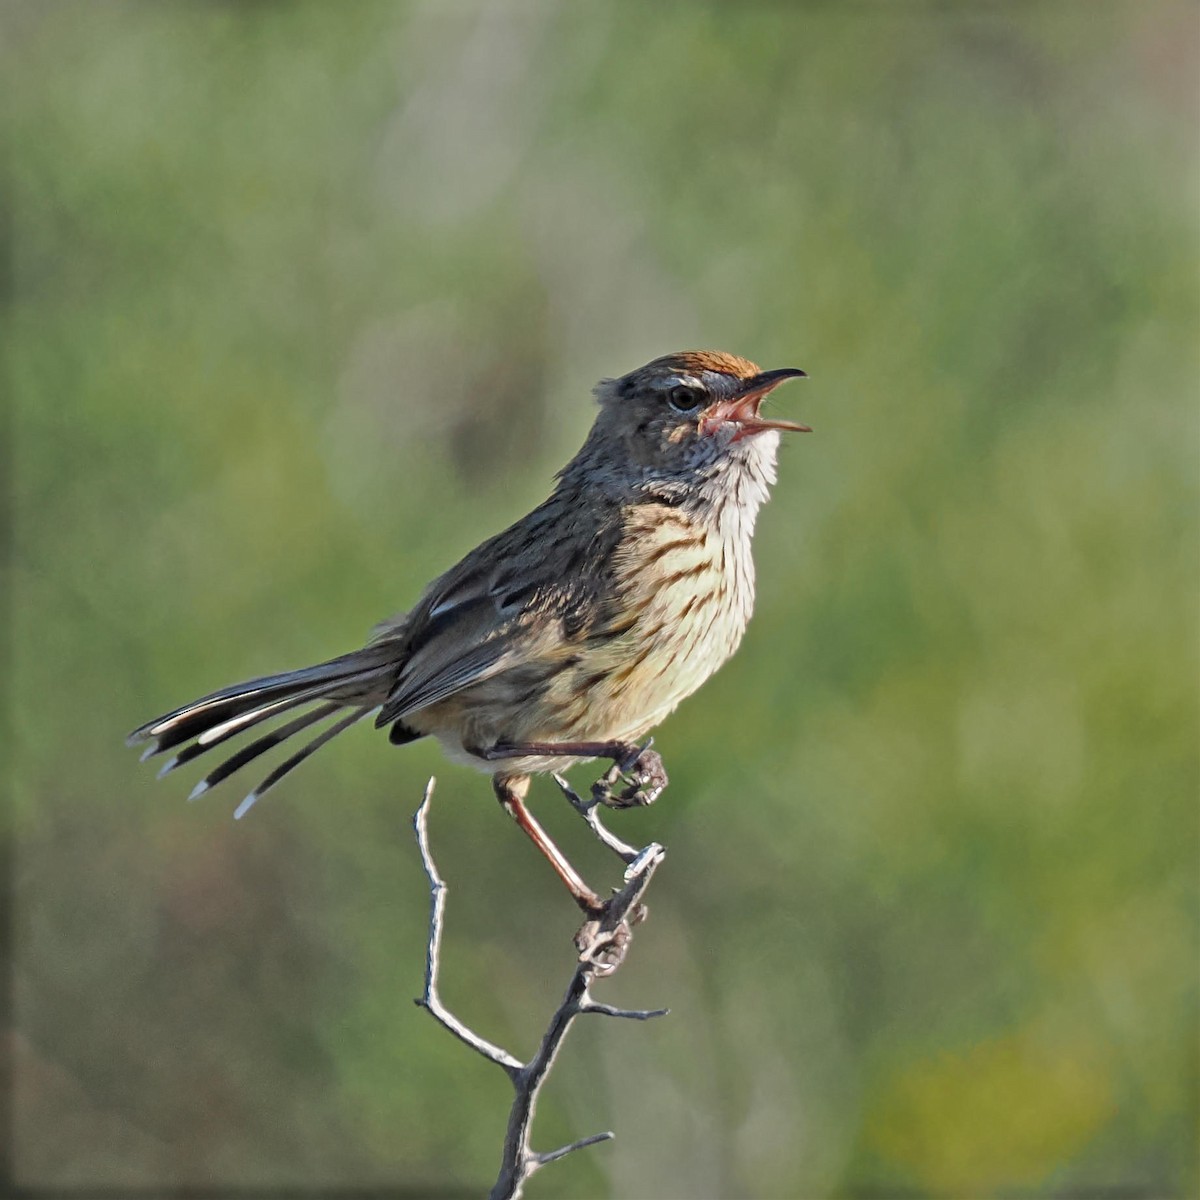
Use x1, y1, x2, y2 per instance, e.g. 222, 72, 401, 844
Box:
128, 350, 808, 913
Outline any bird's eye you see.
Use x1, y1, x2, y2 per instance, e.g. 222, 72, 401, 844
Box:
667, 384, 705, 414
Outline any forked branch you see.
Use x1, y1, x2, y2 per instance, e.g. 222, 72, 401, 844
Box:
413, 777, 668, 1200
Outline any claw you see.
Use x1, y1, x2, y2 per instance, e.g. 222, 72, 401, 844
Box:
591, 742, 669, 809
575, 913, 635, 973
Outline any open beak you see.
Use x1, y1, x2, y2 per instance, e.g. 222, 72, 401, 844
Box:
698, 367, 810, 441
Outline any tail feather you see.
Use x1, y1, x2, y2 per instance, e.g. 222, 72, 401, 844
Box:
126, 647, 396, 753
233, 706, 375, 820
165, 699, 341, 783
153, 683, 344, 772
129, 646, 402, 814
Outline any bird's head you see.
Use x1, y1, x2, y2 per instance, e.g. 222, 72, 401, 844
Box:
588, 350, 808, 483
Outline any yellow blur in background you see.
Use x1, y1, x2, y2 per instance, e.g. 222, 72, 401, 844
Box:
7, 2, 1197, 1196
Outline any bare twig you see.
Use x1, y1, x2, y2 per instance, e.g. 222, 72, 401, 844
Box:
413, 780, 522, 1076
551, 772, 641, 864
580, 999, 669, 1020
411, 777, 668, 1200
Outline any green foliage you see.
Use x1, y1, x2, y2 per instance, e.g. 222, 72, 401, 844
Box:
8, 1, 1196, 1195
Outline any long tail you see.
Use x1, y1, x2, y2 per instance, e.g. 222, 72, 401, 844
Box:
127, 645, 401, 818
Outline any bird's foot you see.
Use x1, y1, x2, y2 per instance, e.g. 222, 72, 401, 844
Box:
591, 740, 668, 808
574, 900, 649, 975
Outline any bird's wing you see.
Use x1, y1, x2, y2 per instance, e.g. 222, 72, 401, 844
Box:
377, 591, 521, 722
374, 498, 622, 727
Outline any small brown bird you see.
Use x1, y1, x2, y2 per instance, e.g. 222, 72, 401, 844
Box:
128, 350, 808, 912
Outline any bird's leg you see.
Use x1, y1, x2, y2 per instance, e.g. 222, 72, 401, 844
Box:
483, 739, 668, 809
492, 774, 605, 916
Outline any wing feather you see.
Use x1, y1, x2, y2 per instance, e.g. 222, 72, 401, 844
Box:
373, 494, 624, 728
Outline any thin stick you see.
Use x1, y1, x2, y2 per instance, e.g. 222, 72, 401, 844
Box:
411, 777, 668, 1200
552, 772, 642, 864
413, 780, 522, 1075
489, 841, 666, 1200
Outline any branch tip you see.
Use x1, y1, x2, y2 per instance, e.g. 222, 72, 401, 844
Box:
580, 1000, 670, 1020
536, 1130, 615, 1167
623, 842, 666, 882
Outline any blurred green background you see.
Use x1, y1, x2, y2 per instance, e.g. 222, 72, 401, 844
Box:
7, 1, 1197, 1196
